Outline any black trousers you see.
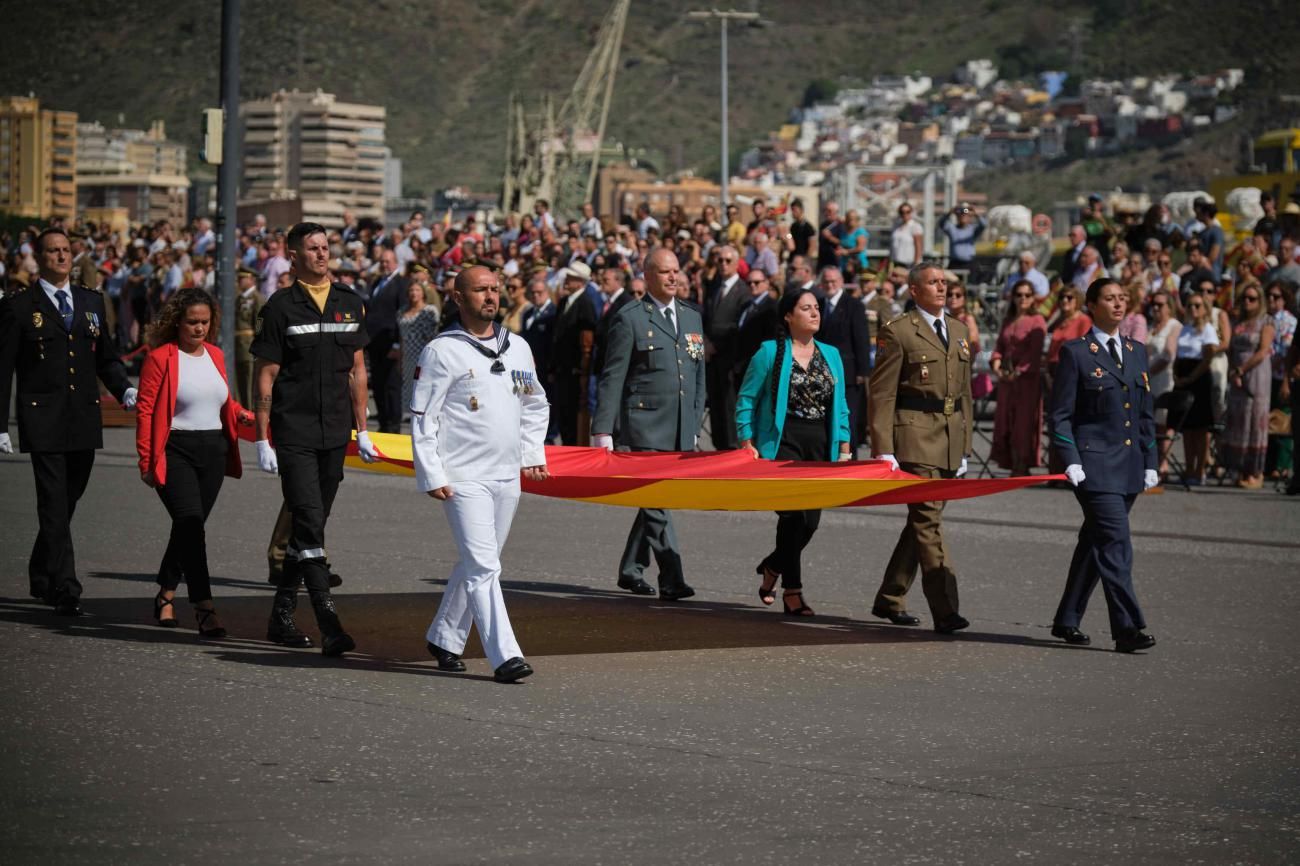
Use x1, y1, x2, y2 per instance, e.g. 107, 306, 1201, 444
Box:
554, 373, 582, 445
276, 443, 347, 593
1055, 490, 1145, 636
707, 354, 738, 449
762, 415, 827, 589
155, 430, 227, 603
28, 450, 96, 601
368, 342, 402, 433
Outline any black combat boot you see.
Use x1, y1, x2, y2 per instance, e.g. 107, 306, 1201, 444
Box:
309, 591, 355, 657
266, 589, 313, 648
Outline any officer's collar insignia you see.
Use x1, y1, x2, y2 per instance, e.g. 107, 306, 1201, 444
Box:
1093, 367, 1105, 378
1089, 341, 1099, 353
32, 311, 43, 328
1125, 341, 1133, 351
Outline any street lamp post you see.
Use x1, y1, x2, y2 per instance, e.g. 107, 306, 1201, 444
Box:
687, 8, 759, 212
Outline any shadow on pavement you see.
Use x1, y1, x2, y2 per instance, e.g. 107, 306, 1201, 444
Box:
0, 582, 1065, 666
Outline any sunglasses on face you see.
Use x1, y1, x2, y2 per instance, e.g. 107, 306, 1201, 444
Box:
1189, 301, 1204, 309
1150, 300, 1166, 307
1014, 292, 1034, 299
748, 278, 767, 285
1268, 293, 1283, 300
949, 291, 964, 298
1243, 295, 1260, 302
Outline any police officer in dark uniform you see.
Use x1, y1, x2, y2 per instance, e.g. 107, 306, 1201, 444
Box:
1048, 277, 1159, 653
251, 222, 380, 656
0, 228, 136, 615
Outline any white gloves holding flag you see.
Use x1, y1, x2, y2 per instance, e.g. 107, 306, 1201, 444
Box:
356, 430, 381, 464
1065, 464, 1086, 487
592, 434, 614, 452
1143, 469, 1159, 491
877, 453, 900, 472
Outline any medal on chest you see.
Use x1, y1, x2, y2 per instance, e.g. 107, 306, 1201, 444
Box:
920, 365, 930, 382
1093, 367, 1105, 378
86, 311, 100, 338
685, 332, 704, 360
467, 367, 479, 410
32, 311, 44, 329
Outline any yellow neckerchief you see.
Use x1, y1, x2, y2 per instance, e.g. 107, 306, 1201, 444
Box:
298, 278, 331, 313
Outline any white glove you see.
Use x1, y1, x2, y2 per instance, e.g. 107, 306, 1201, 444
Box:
256, 440, 278, 475
1144, 469, 1159, 490
592, 433, 614, 451
1065, 464, 1086, 487
121, 387, 138, 409
877, 453, 900, 472
0, 432, 12, 454
356, 430, 381, 464
956, 457, 969, 478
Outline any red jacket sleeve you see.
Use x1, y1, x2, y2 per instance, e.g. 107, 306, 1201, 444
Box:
135, 349, 166, 477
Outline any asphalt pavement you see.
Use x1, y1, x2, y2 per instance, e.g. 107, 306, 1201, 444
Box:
1, 427, 1297, 865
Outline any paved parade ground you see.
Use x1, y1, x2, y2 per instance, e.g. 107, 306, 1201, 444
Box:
1, 427, 1297, 864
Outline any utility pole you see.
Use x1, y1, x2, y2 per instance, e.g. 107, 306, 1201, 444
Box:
216, 0, 241, 381
687, 8, 759, 211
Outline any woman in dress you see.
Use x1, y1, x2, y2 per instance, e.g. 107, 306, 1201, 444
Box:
1222, 285, 1276, 488
1172, 293, 1220, 484
1045, 285, 1092, 474
736, 289, 851, 618
990, 279, 1047, 475
838, 209, 869, 275
1145, 288, 1182, 476
1117, 280, 1148, 344
946, 279, 988, 399
135, 288, 252, 638
398, 278, 441, 416
1265, 280, 1297, 480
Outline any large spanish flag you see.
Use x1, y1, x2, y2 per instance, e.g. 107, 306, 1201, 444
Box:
332, 431, 1054, 511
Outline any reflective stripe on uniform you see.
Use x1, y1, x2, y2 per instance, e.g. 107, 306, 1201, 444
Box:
295, 547, 327, 561
285, 323, 362, 336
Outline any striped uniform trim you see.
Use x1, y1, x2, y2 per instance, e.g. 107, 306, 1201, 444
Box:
287, 546, 327, 561
286, 323, 362, 335
1052, 433, 1075, 444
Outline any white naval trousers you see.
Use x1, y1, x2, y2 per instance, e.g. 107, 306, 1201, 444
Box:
427, 477, 523, 669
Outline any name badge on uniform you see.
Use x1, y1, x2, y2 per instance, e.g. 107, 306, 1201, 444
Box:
685, 332, 704, 360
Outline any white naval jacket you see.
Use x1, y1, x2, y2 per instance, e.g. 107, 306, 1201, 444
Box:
410, 325, 550, 492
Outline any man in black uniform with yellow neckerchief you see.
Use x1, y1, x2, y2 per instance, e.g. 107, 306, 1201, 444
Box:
252, 222, 380, 656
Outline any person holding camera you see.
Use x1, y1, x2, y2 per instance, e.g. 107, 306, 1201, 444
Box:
939, 204, 986, 273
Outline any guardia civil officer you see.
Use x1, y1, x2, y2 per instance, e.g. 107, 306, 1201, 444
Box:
867, 262, 973, 633
592, 248, 706, 600
1048, 277, 1158, 653
411, 265, 549, 683
0, 228, 137, 615
251, 222, 380, 656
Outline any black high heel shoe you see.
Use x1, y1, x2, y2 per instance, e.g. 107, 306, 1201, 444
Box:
756, 563, 779, 606
782, 589, 815, 618
153, 591, 178, 628
194, 604, 227, 639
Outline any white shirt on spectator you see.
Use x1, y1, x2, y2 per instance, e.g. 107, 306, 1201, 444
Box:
1176, 322, 1219, 359
890, 218, 924, 265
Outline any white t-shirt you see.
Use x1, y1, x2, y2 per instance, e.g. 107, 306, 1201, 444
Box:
1175, 322, 1218, 360
890, 218, 924, 264
172, 348, 227, 431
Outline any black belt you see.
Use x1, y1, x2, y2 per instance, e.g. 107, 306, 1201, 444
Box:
897, 395, 959, 416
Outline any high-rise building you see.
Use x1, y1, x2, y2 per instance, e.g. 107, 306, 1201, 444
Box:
240, 89, 386, 228
0, 95, 78, 221
76, 120, 190, 225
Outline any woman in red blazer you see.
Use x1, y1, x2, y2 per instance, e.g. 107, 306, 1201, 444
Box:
136, 288, 252, 638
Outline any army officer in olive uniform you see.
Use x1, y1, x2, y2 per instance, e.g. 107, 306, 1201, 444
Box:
592, 248, 706, 600
0, 228, 137, 615
233, 264, 263, 407
867, 262, 974, 634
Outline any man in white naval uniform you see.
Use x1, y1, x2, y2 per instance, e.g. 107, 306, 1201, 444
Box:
410, 266, 550, 683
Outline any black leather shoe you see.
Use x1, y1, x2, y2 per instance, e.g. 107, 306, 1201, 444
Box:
266, 590, 314, 648
1115, 631, 1156, 653
427, 642, 466, 672
53, 597, 83, 617
1051, 625, 1091, 645
658, 585, 696, 602
328, 572, 343, 588
617, 577, 655, 595
494, 657, 534, 683
321, 632, 356, 657
872, 606, 920, 626
934, 614, 970, 634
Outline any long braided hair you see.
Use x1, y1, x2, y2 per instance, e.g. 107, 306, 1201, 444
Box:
769, 288, 819, 409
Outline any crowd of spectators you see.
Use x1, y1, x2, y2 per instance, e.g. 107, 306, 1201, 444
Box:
2, 187, 1296, 492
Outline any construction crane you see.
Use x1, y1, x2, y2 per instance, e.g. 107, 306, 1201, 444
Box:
502, 0, 630, 217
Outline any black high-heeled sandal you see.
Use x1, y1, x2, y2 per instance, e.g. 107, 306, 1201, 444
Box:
756, 563, 779, 606
153, 591, 178, 628
782, 589, 815, 618
194, 604, 227, 639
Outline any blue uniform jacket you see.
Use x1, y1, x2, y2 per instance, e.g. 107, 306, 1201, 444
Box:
736, 339, 851, 461
1048, 333, 1157, 495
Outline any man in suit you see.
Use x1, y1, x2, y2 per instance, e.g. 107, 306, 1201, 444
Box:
734, 270, 779, 381
1048, 277, 1159, 653
816, 266, 872, 451
1061, 224, 1087, 286
0, 228, 137, 615
704, 244, 747, 449
364, 248, 406, 433
549, 261, 598, 445
592, 248, 706, 600
593, 265, 635, 376
867, 262, 973, 633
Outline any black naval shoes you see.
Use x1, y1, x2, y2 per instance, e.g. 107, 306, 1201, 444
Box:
872, 607, 921, 626
1051, 625, 1091, 645
933, 614, 971, 635
617, 577, 655, 595
1114, 631, 1157, 653
494, 658, 534, 683
427, 642, 466, 672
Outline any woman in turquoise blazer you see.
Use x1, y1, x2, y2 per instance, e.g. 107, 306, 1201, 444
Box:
736, 288, 852, 617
